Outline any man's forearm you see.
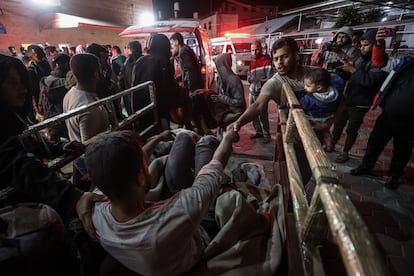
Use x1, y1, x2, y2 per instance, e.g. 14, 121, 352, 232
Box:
236, 101, 262, 128
212, 131, 237, 167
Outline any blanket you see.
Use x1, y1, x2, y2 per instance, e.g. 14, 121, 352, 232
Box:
188, 183, 285, 275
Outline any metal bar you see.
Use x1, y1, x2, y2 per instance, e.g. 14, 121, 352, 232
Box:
20, 81, 156, 138
281, 0, 350, 15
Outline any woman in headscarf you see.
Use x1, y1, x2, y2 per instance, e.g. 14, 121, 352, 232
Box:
132, 34, 179, 132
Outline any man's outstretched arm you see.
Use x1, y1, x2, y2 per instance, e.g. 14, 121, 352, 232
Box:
233, 93, 271, 132
212, 129, 239, 167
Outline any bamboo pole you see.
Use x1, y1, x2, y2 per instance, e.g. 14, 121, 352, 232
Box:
282, 83, 338, 185
280, 82, 388, 276
319, 184, 390, 276
279, 109, 308, 228
279, 108, 325, 276
284, 111, 296, 143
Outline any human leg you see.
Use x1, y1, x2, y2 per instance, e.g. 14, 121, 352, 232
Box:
164, 131, 198, 196
249, 94, 263, 137
195, 135, 221, 238
259, 101, 271, 143
362, 112, 392, 167
331, 106, 350, 144
351, 112, 392, 175
323, 129, 333, 152
194, 135, 220, 175
342, 107, 368, 152
388, 123, 414, 182
73, 157, 89, 190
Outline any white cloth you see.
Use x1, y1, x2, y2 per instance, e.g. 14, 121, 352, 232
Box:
62, 87, 110, 142
92, 160, 224, 276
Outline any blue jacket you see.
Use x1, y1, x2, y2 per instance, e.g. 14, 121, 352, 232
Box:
300, 86, 340, 119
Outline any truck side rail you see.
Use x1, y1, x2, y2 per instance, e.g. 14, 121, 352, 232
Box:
19, 81, 159, 170
278, 82, 389, 276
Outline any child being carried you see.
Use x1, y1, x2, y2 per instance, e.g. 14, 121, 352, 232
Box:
300, 68, 341, 151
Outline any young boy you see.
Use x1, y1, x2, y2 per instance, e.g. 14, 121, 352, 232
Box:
300, 68, 340, 151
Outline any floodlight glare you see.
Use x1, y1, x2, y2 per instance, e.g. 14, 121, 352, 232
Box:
32, 0, 61, 6
139, 12, 155, 26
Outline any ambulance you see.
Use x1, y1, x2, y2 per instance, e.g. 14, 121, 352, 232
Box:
211, 34, 253, 78
119, 20, 215, 89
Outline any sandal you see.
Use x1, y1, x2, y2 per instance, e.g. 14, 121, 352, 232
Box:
335, 152, 349, 163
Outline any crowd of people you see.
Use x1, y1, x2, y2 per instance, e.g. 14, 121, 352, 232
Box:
0, 32, 255, 275
234, 26, 413, 190
1, 24, 413, 275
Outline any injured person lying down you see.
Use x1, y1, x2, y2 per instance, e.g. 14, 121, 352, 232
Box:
85, 130, 285, 275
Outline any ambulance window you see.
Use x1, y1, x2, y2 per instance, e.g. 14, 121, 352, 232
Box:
225, 44, 232, 53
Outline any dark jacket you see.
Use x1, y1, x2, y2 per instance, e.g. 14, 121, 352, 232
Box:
178, 44, 203, 91
0, 54, 82, 220
345, 54, 387, 107
132, 34, 178, 126
119, 53, 143, 91
382, 61, 414, 119
0, 107, 81, 220
27, 60, 52, 103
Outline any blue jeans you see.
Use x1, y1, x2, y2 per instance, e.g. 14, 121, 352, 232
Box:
163, 132, 219, 198
73, 157, 87, 188
249, 93, 270, 138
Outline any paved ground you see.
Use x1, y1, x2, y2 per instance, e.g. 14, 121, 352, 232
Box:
232, 81, 414, 275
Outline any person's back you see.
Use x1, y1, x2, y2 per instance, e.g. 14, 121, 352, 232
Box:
178, 44, 203, 91
38, 53, 71, 141
63, 53, 110, 143
87, 130, 237, 275
111, 45, 127, 77
27, 45, 52, 115
120, 41, 142, 91
132, 34, 177, 130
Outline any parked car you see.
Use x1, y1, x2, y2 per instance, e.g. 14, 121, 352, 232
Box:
119, 20, 215, 89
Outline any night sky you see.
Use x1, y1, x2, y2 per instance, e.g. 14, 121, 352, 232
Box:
152, 0, 319, 20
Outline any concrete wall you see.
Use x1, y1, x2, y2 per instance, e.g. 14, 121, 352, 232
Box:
0, 10, 135, 53
200, 13, 238, 39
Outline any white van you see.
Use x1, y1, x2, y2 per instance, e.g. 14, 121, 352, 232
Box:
211, 36, 252, 77
119, 20, 215, 89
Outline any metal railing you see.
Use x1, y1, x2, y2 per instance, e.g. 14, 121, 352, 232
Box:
278, 82, 389, 276
19, 81, 159, 169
